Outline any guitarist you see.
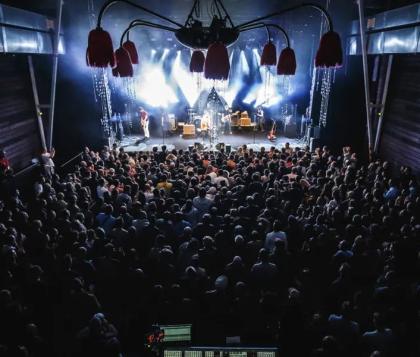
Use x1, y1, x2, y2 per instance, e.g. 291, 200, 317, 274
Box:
256, 106, 265, 131
139, 107, 150, 142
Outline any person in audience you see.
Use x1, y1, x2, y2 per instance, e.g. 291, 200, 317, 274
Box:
0, 143, 418, 356
40, 148, 55, 178
265, 219, 288, 252
0, 150, 10, 177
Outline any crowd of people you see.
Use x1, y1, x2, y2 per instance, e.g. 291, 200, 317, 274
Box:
0, 143, 419, 357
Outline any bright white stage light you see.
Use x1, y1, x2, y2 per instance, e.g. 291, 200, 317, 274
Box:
243, 83, 258, 105
160, 48, 170, 63
240, 50, 250, 76
224, 49, 241, 106
136, 62, 178, 108
172, 50, 201, 107
243, 49, 282, 108
150, 49, 157, 61
262, 95, 283, 108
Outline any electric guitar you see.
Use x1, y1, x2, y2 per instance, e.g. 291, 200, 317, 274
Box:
267, 119, 277, 141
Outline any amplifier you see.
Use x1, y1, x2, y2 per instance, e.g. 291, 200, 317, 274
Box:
183, 125, 195, 137
239, 118, 251, 126
284, 123, 297, 138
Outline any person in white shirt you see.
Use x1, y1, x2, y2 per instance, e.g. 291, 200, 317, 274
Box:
41, 148, 55, 177
96, 178, 108, 200
265, 219, 288, 252
34, 176, 45, 197
214, 170, 229, 187
206, 165, 217, 183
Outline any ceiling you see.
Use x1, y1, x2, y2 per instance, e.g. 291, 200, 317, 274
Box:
3, 0, 420, 20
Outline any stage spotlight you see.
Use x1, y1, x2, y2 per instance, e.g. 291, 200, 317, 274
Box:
243, 86, 258, 105
160, 48, 170, 62
240, 50, 250, 76
150, 49, 157, 61
261, 95, 283, 108
136, 63, 178, 108
172, 50, 201, 107
224, 49, 245, 107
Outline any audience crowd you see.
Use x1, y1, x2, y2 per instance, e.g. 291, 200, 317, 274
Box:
0, 143, 419, 357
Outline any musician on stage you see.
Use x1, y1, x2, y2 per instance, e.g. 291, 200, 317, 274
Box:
222, 106, 233, 135
256, 106, 265, 131
201, 112, 210, 140
139, 107, 150, 142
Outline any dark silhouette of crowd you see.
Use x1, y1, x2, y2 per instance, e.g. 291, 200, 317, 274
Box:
0, 143, 419, 357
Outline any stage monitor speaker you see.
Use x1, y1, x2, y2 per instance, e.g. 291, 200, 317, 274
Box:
310, 138, 321, 152
307, 125, 321, 139
285, 123, 297, 138
194, 142, 204, 150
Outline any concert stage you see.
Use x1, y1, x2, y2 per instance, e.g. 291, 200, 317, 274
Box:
119, 132, 302, 152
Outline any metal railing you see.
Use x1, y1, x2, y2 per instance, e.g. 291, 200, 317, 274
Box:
59, 152, 83, 169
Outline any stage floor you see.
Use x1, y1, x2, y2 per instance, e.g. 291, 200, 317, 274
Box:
119, 131, 303, 152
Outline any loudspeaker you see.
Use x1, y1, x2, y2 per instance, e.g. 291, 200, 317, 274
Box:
239, 117, 251, 126
194, 142, 204, 150
284, 123, 297, 138
310, 138, 321, 152
307, 125, 321, 139
226, 144, 231, 154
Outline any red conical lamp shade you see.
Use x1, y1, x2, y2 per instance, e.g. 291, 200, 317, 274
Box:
112, 47, 133, 78
190, 50, 205, 73
204, 42, 230, 80
86, 27, 115, 68
260, 41, 277, 66
122, 40, 139, 65
277, 47, 297, 75
315, 30, 343, 68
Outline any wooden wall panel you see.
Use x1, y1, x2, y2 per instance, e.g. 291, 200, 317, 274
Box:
380, 55, 420, 174
0, 55, 41, 172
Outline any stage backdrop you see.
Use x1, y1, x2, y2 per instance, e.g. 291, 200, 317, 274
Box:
0, 55, 41, 172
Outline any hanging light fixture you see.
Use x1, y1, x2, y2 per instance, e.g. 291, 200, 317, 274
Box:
86, 27, 115, 67
261, 42, 277, 67
315, 30, 343, 68
112, 47, 133, 77
204, 42, 230, 80
189, 50, 206, 73
260, 26, 277, 67
277, 47, 297, 75
87, 0, 342, 78
122, 39, 139, 65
